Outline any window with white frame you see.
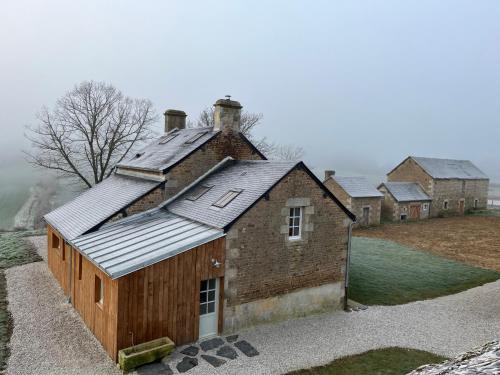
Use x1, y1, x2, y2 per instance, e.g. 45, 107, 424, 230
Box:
288, 207, 302, 239
423, 203, 429, 211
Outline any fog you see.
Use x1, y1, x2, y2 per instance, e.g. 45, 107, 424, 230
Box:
1, 0, 499, 181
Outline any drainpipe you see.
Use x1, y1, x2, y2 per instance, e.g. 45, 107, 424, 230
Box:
344, 220, 356, 311
67, 241, 73, 304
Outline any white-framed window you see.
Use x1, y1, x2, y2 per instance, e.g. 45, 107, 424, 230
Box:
474, 199, 479, 209
288, 207, 302, 240
423, 203, 429, 211
200, 279, 217, 315
443, 200, 449, 210
400, 213, 407, 221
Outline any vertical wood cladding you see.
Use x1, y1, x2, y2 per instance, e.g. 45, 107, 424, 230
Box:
115, 238, 225, 355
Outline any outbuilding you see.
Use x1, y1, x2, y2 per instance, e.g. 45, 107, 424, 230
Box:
378, 182, 432, 221
323, 172, 383, 227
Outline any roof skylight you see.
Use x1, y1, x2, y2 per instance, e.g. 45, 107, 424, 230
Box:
186, 184, 213, 201
212, 189, 242, 208
159, 133, 178, 144
184, 131, 208, 144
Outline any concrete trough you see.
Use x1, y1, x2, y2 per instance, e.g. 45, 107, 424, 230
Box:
118, 337, 175, 372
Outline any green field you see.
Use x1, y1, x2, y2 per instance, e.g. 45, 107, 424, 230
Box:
349, 237, 500, 306
288, 347, 446, 375
0, 231, 43, 372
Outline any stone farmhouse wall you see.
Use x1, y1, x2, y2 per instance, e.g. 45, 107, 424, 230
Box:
110, 133, 264, 222
387, 157, 488, 217
323, 178, 381, 227
378, 185, 430, 222
223, 168, 351, 332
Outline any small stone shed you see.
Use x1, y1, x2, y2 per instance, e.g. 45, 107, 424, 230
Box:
323, 172, 383, 227
378, 182, 432, 222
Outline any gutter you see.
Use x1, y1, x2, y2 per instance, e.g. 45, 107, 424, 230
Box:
344, 220, 356, 311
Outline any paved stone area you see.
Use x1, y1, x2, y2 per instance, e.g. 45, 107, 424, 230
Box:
6, 237, 500, 375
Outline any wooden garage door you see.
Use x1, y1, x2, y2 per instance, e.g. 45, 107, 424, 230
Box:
409, 204, 421, 220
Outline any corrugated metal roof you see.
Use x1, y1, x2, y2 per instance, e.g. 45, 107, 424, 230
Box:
166, 159, 298, 229
380, 182, 432, 202
411, 157, 488, 180
332, 176, 383, 198
71, 210, 224, 279
44, 174, 161, 240
117, 127, 219, 172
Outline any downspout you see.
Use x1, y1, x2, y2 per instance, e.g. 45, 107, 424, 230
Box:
67, 241, 73, 304
344, 220, 356, 311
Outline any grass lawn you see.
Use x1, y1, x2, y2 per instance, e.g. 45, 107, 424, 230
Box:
349, 237, 500, 306
468, 209, 500, 217
288, 347, 446, 375
0, 231, 43, 372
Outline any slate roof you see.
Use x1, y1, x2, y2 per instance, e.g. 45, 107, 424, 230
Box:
165, 158, 355, 229
117, 127, 219, 172
379, 182, 432, 202
332, 176, 383, 198
397, 156, 488, 180
44, 174, 161, 240
71, 210, 223, 279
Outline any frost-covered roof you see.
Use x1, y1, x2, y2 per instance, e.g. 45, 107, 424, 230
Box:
403, 157, 488, 180
117, 127, 219, 172
165, 158, 355, 229
332, 176, 383, 198
71, 210, 223, 279
44, 174, 161, 240
379, 182, 432, 202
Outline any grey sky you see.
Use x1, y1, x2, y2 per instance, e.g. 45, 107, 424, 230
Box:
1, 0, 499, 181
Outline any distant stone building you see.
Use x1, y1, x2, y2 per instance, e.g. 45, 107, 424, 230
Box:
324, 171, 383, 226
378, 182, 432, 222
387, 156, 489, 217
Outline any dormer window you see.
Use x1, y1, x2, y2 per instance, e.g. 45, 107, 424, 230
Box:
186, 184, 213, 201
159, 133, 178, 144
212, 189, 242, 208
185, 131, 208, 144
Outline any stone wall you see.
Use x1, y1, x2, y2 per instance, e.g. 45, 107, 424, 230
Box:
387, 157, 489, 218
431, 179, 489, 217
323, 178, 352, 209
378, 186, 430, 221
109, 132, 264, 223
223, 168, 351, 332
387, 158, 434, 196
350, 197, 382, 226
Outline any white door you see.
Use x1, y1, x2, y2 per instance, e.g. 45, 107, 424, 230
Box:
199, 278, 219, 339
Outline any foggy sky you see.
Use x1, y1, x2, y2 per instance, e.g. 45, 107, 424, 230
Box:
1, 0, 499, 181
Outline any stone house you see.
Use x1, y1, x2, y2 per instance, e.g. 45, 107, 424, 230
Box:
323, 171, 383, 227
43, 98, 355, 361
387, 156, 489, 217
378, 182, 432, 221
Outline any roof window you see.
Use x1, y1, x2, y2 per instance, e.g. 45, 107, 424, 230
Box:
186, 184, 213, 201
159, 133, 178, 144
184, 131, 208, 144
212, 189, 242, 208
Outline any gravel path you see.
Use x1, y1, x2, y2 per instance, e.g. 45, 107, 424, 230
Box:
5, 236, 500, 374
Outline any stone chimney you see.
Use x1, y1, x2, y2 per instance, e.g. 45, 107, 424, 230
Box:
213, 96, 242, 134
324, 170, 335, 181
164, 109, 187, 133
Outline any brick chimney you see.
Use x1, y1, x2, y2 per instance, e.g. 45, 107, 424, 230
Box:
324, 170, 335, 181
164, 109, 187, 133
213, 97, 242, 134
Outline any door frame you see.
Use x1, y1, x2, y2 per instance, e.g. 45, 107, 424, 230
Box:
199, 278, 220, 339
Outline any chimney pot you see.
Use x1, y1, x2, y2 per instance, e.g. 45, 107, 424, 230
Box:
164, 109, 187, 133
324, 170, 335, 181
213, 97, 242, 134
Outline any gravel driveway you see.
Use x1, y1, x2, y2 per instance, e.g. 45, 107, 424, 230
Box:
5, 236, 500, 374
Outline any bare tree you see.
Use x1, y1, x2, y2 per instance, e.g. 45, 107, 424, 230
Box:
193, 107, 304, 159
25, 81, 157, 188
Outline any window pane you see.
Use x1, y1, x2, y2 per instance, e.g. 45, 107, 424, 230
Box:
293, 218, 300, 226
289, 227, 293, 236
200, 303, 207, 315
208, 290, 215, 302
207, 302, 215, 313
293, 227, 299, 236
201, 280, 207, 291
209, 279, 216, 289
289, 208, 294, 216
200, 292, 207, 303
289, 218, 294, 226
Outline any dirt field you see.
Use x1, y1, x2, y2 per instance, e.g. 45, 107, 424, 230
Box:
355, 216, 500, 272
